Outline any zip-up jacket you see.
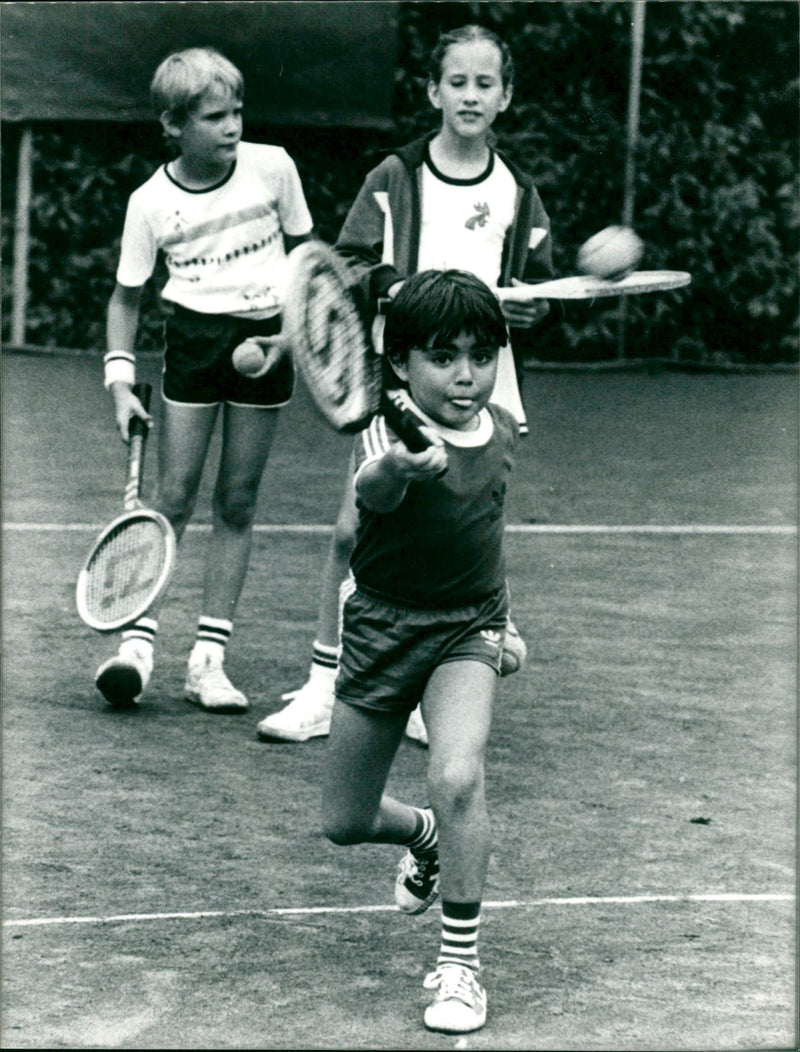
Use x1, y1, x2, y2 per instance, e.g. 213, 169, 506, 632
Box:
335, 133, 554, 320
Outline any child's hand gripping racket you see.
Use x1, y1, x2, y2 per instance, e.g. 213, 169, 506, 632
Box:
76, 383, 176, 632
282, 241, 440, 461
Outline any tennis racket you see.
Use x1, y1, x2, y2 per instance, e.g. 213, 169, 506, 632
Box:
282, 240, 433, 453
496, 270, 692, 302
76, 383, 176, 633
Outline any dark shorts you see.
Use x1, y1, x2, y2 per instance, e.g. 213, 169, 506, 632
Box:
337, 585, 509, 715
162, 303, 294, 407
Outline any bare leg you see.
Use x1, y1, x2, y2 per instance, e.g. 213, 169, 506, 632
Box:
321, 700, 418, 845
421, 660, 496, 901
202, 403, 280, 621
315, 449, 358, 648
257, 450, 359, 740
155, 400, 219, 540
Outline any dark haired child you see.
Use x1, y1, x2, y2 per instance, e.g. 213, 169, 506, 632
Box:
321, 269, 518, 1034
262, 23, 552, 745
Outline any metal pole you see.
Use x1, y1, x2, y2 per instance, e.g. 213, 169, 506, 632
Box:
618, 0, 647, 358
11, 124, 34, 346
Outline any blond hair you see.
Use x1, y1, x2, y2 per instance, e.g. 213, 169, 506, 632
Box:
151, 47, 243, 122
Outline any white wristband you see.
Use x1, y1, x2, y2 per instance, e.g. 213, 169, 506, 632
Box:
103, 351, 136, 389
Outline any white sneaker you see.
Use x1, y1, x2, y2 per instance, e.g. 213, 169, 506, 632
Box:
95, 642, 152, 706
423, 964, 487, 1033
395, 848, 439, 914
257, 676, 335, 742
405, 707, 428, 747
184, 655, 248, 714
500, 618, 528, 676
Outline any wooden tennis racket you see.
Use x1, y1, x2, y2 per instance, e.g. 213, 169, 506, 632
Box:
282, 240, 433, 452
76, 383, 176, 632
496, 270, 692, 302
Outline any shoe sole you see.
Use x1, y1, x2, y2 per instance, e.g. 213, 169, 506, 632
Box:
96, 666, 142, 707
395, 886, 439, 915
396, 895, 439, 915
184, 690, 248, 715
256, 720, 330, 742
424, 1012, 486, 1034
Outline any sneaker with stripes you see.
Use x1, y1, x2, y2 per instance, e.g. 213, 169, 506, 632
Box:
395, 807, 439, 914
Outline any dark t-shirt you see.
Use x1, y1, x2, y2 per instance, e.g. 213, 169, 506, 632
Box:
351, 401, 518, 609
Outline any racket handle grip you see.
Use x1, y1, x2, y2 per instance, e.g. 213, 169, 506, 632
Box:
381, 394, 428, 452
130, 383, 152, 439
382, 393, 448, 476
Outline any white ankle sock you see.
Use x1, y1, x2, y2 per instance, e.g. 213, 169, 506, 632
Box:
190, 617, 232, 666
120, 618, 157, 658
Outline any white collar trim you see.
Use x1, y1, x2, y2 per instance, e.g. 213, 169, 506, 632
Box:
395, 390, 494, 448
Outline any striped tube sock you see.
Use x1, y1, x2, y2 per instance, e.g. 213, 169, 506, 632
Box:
437, 901, 481, 973
120, 617, 158, 653
190, 616, 233, 665
308, 640, 339, 683
402, 806, 438, 857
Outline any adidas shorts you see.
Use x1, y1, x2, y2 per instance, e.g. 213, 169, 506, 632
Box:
162, 303, 294, 408
337, 585, 508, 715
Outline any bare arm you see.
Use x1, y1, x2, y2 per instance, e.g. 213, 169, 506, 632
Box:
356, 430, 448, 513
106, 282, 151, 441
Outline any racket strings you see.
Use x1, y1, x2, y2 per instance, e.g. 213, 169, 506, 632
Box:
83, 517, 169, 623
300, 266, 381, 426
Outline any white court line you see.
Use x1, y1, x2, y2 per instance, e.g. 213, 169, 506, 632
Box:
3, 523, 796, 535
3, 893, 793, 929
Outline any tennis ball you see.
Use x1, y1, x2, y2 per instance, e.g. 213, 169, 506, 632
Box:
232, 338, 268, 377
577, 225, 644, 281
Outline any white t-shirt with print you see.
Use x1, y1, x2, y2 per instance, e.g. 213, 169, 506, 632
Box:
416, 149, 526, 430
417, 151, 517, 288
116, 141, 313, 318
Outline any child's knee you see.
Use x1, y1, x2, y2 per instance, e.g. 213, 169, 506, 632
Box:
213, 487, 257, 529
322, 814, 371, 846
156, 480, 196, 526
428, 757, 484, 814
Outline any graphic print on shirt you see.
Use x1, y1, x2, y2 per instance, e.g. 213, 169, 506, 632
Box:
465, 203, 490, 230
116, 143, 313, 318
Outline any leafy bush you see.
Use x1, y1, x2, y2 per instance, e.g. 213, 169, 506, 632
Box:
2, 0, 797, 362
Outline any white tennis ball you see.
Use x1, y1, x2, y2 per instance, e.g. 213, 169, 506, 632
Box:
577, 225, 644, 281
232, 338, 268, 377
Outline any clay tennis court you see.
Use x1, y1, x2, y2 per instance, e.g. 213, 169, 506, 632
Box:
2, 350, 796, 1049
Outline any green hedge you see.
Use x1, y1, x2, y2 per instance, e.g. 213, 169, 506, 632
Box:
2, 1, 797, 362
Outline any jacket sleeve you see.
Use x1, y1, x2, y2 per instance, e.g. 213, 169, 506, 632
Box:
520, 187, 554, 285
335, 160, 402, 312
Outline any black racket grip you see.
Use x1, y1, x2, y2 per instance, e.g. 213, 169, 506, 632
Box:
381, 393, 448, 476
130, 383, 152, 439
